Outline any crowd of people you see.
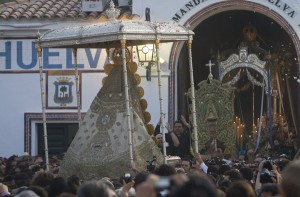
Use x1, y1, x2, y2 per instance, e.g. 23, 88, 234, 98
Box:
1, 149, 300, 197
1, 118, 300, 197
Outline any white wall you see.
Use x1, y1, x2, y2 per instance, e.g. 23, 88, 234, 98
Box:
0, 74, 41, 157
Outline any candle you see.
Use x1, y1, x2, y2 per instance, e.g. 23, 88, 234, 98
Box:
241, 134, 243, 149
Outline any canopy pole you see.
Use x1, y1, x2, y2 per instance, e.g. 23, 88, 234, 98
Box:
255, 84, 265, 152
267, 68, 273, 145
37, 47, 49, 171
276, 73, 285, 116
286, 75, 298, 134
252, 85, 255, 132
121, 40, 134, 164
73, 48, 82, 126
155, 39, 167, 163
187, 38, 198, 153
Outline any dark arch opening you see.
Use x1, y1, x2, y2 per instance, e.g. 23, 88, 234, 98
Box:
177, 10, 299, 154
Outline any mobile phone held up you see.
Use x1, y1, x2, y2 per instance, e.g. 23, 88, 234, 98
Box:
155, 177, 170, 191
123, 172, 132, 183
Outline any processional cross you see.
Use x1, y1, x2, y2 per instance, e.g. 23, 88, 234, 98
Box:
206, 60, 215, 82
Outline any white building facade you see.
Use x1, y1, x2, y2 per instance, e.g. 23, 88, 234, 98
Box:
1, 0, 300, 157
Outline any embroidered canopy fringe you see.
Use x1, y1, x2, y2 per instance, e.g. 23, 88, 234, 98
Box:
59, 65, 163, 180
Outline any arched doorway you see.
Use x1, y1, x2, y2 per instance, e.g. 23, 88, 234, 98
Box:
172, 2, 300, 155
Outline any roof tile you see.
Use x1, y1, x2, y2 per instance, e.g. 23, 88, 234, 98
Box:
28, 7, 37, 13
67, 10, 78, 18
32, 1, 43, 7
11, 11, 21, 19
3, 2, 17, 7
0, 0, 135, 21
16, 0, 30, 4
15, 5, 28, 12
21, 12, 31, 19
41, 4, 50, 10
45, 1, 54, 5
31, 4, 40, 10
39, 7, 47, 13
23, 11, 33, 18
33, 11, 44, 18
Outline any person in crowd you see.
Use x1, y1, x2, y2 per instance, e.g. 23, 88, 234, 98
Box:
77, 180, 109, 197
15, 190, 39, 197
226, 180, 256, 197
258, 183, 279, 197
224, 169, 242, 183
155, 115, 191, 158
280, 160, 300, 197
171, 173, 217, 197
293, 148, 300, 160
66, 175, 80, 195
4, 155, 18, 176
2, 141, 300, 197
133, 171, 149, 190
0, 183, 12, 197
115, 174, 135, 197
238, 150, 247, 162
58, 193, 76, 197
155, 118, 180, 156
14, 172, 30, 188
0, 158, 5, 181
216, 175, 232, 194
153, 164, 176, 177
172, 116, 192, 159
31, 171, 55, 191
255, 158, 282, 195
135, 174, 160, 197
180, 157, 193, 174
34, 156, 44, 165
27, 185, 48, 197
48, 176, 68, 197
194, 152, 208, 174
214, 148, 232, 165
239, 167, 254, 188
100, 178, 117, 197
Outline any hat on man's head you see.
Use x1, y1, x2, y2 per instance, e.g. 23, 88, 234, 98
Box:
19, 152, 30, 158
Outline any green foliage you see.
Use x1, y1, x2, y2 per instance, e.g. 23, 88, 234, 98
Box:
0, 0, 15, 4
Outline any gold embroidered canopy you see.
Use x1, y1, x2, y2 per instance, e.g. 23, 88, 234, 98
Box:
35, 1, 197, 178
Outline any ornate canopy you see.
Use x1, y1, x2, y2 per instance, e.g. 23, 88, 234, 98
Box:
36, 19, 194, 49
35, 1, 198, 173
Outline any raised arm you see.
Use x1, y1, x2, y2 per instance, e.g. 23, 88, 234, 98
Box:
168, 125, 180, 147
194, 152, 208, 173
180, 115, 190, 128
